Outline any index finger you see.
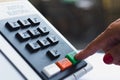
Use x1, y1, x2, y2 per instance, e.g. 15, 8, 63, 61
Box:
75, 32, 108, 60
75, 22, 118, 60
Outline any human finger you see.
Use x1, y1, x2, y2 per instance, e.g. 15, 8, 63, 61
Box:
75, 19, 120, 60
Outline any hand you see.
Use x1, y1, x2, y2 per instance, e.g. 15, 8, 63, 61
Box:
75, 18, 120, 65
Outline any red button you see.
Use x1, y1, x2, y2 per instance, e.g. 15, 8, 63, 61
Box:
56, 58, 72, 71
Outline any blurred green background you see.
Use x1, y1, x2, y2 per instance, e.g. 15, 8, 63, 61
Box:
29, 0, 120, 49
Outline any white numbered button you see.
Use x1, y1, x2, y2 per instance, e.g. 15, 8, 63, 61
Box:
42, 63, 61, 78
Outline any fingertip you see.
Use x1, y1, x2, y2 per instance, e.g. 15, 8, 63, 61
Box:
75, 50, 86, 60
75, 53, 82, 60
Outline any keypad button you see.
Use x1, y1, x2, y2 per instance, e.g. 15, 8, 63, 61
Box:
37, 27, 49, 36
28, 18, 40, 26
42, 63, 61, 78
6, 22, 20, 31
56, 58, 72, 71
17, 19, 31, 28
26, 42, 41, 52
65, 51, 79, 65
47, 35, 59, 45
37, 39, 50, 48
47, 49, 60, 60
27, 28, 41, 38
16, 31, 31, 42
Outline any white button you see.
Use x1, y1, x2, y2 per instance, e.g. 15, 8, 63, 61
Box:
42, 63, 61, 78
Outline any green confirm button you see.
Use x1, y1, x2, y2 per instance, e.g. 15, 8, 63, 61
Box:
65, 51, 79, 65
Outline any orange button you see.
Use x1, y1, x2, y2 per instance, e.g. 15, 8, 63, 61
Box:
56, 58, 72, 71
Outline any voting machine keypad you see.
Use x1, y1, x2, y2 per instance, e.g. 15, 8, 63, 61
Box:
0, 15, 87, 80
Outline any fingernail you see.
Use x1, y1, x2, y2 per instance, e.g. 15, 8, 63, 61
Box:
103, 53, 113, 64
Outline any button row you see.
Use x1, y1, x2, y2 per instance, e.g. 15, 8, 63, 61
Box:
16, 27, 49, 42
6, 17, 40, 31
26, 35, 59, 52
42, 51, 79, 78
